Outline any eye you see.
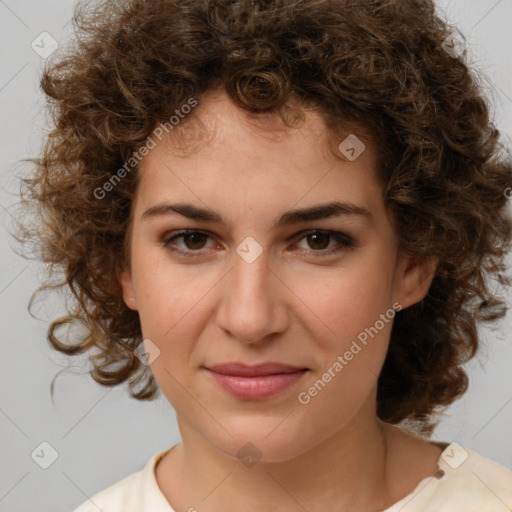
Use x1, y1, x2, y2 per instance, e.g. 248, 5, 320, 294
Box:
162, 230, 214, 257
291, 230, 355, 257
162, 229, 355, 258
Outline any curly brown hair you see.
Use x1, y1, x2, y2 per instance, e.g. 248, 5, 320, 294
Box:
12, 0, 512, 436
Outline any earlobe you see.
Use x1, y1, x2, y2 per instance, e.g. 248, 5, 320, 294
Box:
118, 265, 139, 311
394, 255, 439, 310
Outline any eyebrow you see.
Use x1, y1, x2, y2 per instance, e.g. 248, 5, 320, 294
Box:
141, 201, 372, 228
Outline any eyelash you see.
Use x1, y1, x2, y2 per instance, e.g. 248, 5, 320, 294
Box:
162, 229, 355, 259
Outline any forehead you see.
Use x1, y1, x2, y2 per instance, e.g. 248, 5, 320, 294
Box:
133, 89, 382, 220
147, 89, 373, 155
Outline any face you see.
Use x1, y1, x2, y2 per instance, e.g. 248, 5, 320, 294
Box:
119, 89, 436, 463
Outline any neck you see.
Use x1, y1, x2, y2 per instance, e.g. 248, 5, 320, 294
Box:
160, 413, 396, 512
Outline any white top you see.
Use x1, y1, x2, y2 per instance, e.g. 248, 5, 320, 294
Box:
72, 443, 512, 511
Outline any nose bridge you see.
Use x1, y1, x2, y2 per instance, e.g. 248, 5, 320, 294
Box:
217, 240, 287, 343
232, 243, 272, 300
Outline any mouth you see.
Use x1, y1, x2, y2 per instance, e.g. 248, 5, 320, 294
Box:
206, 361, 308, 376
204, 362, 309, 400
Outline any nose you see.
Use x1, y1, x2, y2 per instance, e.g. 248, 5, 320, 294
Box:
215, 244, 289, 345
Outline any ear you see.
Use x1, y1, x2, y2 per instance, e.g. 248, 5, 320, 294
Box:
393, 253, 439, 310
117, 264, 139, 311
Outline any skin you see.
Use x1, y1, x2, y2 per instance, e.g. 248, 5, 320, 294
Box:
119, 88, 443, 511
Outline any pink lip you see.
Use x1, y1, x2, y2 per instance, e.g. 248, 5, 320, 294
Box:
207, 362, 306, 376
205, 362, 309, 400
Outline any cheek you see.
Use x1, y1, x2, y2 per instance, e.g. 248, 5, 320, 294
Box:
293, 265, 396, 425
132, 263, 212, 400
294, 260, 395, 350
130, 243, 213, 334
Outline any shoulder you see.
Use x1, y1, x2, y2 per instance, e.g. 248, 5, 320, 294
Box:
384, 424, 512, 511
71, 470, 142, 512
71, 449, 172, 512
390, 443, 512, 512
429, 444, 512, 510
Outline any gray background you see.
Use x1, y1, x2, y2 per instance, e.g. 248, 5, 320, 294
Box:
0, 1, 511, 511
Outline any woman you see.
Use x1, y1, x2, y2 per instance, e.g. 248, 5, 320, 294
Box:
17, 0, 512, 510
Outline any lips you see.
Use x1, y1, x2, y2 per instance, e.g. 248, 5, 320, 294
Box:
204, 362, 309, 400
206, 362, 308, 377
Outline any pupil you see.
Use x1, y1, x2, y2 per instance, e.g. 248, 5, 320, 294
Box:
309, 233, 329, 250
186, 233, 206, 250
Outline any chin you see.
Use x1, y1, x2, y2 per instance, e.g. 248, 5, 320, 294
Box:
206, 419, 315, 465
